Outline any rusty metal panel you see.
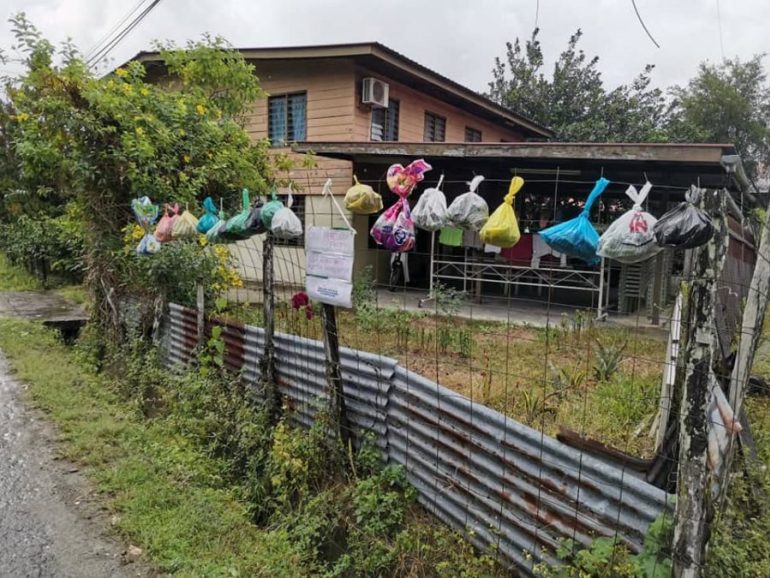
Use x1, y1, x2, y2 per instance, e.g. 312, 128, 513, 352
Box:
388, 366, 671, 575
162, 305, 672, 575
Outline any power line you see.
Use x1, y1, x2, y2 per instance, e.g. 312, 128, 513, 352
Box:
85, 0, 151, 62
87, 0, 164, 69
716, 0, 726, 60
631, 0, 661, 49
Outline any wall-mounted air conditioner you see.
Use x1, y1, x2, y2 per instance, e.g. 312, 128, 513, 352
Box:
361, 77, 389, 108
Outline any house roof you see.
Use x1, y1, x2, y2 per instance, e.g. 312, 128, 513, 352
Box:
131, 42, 554, 139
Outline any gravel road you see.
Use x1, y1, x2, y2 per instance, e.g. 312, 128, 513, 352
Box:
0, 352, 152, 578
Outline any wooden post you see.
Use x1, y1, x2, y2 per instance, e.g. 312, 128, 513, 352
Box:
321, 303, 350, 446
196, 282, 205, 346
261, 232, 280, 421
673, 189, 729, 578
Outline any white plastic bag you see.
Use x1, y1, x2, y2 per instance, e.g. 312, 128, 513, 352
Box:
447, 175, 489, 230
412, 175, 448, 232
270, 207, 303, 239
597, 182, 662, 264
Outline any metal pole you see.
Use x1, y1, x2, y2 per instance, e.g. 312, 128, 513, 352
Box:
261, 232, 280, 422
597, 257, 605, 320
321, 303, 350, 447
196, 282, 205, 346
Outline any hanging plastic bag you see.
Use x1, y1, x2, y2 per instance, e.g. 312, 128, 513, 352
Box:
244, 197, 266, 234
597, 182, 663, 264
653, 186, 714, 249
344, 175, 382, 214
131, 196, 160, 255
221, 189, 253, 240
261, 191, 284, 230
206, 200, 227, 242
172, 207, 199, 240
197, 197, 219, 234
447, 175, 489, 230
412, 175, 449, 232
539, 177, 610, 265
480, 176, 523, 248
271, 207, 303, 239
370, 198, 415, 252
386, 159, 432, 197
155, 203, 180, 243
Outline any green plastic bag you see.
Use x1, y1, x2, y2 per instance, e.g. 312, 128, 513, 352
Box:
206, 200, 227, 242
221, 189, 252, 240
260, 191, 284, 230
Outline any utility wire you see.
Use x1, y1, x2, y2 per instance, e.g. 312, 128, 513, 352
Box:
631, 0, 661, 48
716, 0, 726, 61
87, 0, 164, 69
84, 0, 150, 62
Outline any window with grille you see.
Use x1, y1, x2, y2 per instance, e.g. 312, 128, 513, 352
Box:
465, 126, 482, 142
423, 112, 446, 142
370, 99, 400, 141
272, 195, 306, 247
268, 93, 307, 146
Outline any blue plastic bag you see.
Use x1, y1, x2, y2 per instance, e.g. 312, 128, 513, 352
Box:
539, 177, 610, 265
197, 197, 220, 234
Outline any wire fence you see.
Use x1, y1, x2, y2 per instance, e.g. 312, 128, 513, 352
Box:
163, 172, 765, 576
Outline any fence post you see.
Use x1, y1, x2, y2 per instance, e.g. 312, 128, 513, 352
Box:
261, 232, 280, 421
673, 189, 728, 578
321, 303, 350, 446
196, 281, 205, 346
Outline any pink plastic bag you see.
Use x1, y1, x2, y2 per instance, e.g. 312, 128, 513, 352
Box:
155, 203, 180, 243
386, 159, 432, 197
370, 198, 415, 252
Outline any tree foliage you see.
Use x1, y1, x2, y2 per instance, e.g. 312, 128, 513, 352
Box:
667, 56, 770, 178
2, 13, 273, 332
488, 28, 668, 142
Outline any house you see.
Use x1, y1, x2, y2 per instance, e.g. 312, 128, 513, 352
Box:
134, 43, 553, 287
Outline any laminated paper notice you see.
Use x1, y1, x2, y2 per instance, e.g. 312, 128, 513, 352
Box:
305, 226, 355, 308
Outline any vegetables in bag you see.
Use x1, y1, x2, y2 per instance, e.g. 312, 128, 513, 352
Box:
653, 186, 714, 249
260, 191, 284, 229
271, 206, 303, 239
597, 182, 662, 264
370, 198, 415, 252
221, 189, 252, 240
412, 175, 448, 232
172, 208, 199, 239
155, 203, 180, 243
131, 196, 160, 255
539, 177, 610, 265
344, 175, 382, 214
480, 176, 523, 248
447, 175, 489, 230
386, 159, 432, 197
197, 197, 219, 234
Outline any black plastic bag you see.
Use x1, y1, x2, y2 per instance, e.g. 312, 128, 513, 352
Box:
653, 186, 714, 249
244, 199, 266, 235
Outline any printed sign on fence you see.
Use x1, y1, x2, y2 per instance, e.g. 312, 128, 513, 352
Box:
305, 226, 355, 308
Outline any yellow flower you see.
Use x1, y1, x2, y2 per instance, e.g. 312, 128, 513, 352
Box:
140, 87, 149, 96
135, 126, 144, 136
107, 79, 115, 89
183, 154, 191, 163
196, 104, 206, 115
121, 83, 133, 95
16, 112, 29, 122
115, 68, 128, 77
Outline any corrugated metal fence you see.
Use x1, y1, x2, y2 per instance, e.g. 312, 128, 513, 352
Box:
163, 303, 672, 575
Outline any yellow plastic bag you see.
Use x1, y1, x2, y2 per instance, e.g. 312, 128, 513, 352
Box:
172, 208, 200, 240
479, 176, 523, 248
344, 175, 383, 215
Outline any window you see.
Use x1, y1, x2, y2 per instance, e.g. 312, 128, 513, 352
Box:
273, 195, 305, 247
423, 112, 446, 142
268, 93, 307, 146
465, 126, 482, 142
370, 99, 399, 141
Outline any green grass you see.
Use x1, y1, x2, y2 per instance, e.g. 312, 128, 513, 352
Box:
0, 253, 43, 291
54, 284, 88, 305
0, 318, 299, 577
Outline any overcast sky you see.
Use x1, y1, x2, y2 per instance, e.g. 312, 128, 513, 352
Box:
2, 0, 769, 93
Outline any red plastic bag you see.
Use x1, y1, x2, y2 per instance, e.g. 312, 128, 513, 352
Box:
155, 203, 180, 243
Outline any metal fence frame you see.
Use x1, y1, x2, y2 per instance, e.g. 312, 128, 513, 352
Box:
163, 302, 671, 575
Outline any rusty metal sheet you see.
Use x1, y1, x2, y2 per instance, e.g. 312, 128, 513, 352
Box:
162, 305, 672, 575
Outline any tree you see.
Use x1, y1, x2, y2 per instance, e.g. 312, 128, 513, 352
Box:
667, 56, 770, 179
3, 13, 274, 332
488, 28, 668, 142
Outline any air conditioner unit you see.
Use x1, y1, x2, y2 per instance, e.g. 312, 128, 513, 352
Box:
361, 77, 389, 108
